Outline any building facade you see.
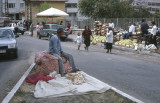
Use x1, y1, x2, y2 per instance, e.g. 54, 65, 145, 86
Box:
132, 0, 160, 13
65, 0, 88, 26
0, 0, 2, 17
2, 0, 25, 20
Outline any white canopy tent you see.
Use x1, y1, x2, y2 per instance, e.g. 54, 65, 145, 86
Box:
36, 7, 69, 18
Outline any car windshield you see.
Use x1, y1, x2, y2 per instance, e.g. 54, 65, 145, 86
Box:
52, 25, 58, 29
58, 25, 64, 29
0, 29, 14, 39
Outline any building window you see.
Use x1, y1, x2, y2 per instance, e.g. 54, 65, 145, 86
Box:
20, 3, 24, 8
66, 3, 77, 8
8, 3, 15, 8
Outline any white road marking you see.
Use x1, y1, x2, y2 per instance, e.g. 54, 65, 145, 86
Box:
2, 63, 35, 103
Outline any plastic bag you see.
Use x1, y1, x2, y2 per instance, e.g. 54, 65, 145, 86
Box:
26, 73, 55, 85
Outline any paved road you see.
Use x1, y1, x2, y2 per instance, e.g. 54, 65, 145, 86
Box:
0, 34, 160, 103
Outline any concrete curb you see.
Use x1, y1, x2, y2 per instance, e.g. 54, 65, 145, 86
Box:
111, 87, 144, 103
113, 45, 160, 57
97, 42, 160, 57
2, 62, 144, 103
2, 63, 35, 103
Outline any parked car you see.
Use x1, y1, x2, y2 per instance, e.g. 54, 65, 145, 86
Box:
0, 17, 10, 27
39, 24, 68, 40
0, 28, 18, 58
6, 23, 25, 35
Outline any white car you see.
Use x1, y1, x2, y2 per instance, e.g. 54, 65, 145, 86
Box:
0, 28, 19, 58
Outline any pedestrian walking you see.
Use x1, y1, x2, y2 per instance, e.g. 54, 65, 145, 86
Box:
29, 22, 34, 36
75, 32, 82, 50
82, 25, 93, 51
106, 27, 113, 53
49, 28, 80, 77
150, 21, 158, 47
36, 23, 40, 37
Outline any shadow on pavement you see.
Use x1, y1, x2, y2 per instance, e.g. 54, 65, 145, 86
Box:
0, 55, 17, 62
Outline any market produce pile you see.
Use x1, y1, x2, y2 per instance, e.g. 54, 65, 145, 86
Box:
115, 39, 138, 48
91, 35, 106, 44
116, 39, 135, 45
93, 21, 108, 36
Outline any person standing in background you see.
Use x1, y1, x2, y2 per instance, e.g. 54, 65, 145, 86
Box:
150, 21, 158, 47
36, 23, 40, 37
109, 20, 114, 29
141, 19, 149, 37
67, 21, 71, 29
60, 21, 63, 25
106, 27, 113, 53
14, 22, 18, 35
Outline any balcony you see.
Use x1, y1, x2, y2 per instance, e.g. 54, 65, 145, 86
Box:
66, 8, 78, 13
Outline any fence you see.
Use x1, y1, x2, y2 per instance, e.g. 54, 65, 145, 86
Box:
70, 18, 160, 30
32, 18, 160, 31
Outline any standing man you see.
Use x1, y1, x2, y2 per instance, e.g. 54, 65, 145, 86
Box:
141, 19, 149, 37
49, 28, 79, 77
109, 20, 114, 29
150, 21, 158, 47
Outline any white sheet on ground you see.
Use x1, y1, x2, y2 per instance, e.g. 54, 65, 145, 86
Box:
34, 71, 111, 98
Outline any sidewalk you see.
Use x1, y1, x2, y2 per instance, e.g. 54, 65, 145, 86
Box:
68, 34, 160, 57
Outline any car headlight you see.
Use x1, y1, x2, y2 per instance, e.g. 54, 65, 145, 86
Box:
8, 43, 16, 48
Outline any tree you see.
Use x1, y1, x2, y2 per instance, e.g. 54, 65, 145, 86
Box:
39, 2, 52, 12
79, 0, 135, 18
78, 0, 151, 18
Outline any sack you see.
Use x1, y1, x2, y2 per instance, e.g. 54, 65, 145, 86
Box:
35, 52, 59, 75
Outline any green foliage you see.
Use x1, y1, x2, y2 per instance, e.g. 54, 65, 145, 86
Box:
78, 0, 151, 18
39, 2, 52, 12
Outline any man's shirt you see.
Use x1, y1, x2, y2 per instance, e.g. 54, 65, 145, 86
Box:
49, 35, 63, 56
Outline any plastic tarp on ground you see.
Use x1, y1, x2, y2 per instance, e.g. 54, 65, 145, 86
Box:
34, 71, 111, 98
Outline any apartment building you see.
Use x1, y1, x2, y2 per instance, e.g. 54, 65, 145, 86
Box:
2, 0, 25, 20
132, 0, 160, 13
65, 0, 87, 24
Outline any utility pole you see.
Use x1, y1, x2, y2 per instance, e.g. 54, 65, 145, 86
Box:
4, 0, 9, 17
0, 0, 2, 17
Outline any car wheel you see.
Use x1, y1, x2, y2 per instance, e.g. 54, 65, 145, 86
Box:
13, 52, 18, 59
21, 31, 24, 35
39, 35, 41, 39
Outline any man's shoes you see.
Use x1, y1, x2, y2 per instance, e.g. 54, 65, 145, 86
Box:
61, 73, 66, 77
71, 69, 81, 73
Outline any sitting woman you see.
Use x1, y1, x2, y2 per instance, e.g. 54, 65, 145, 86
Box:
123, 23, 135, 39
